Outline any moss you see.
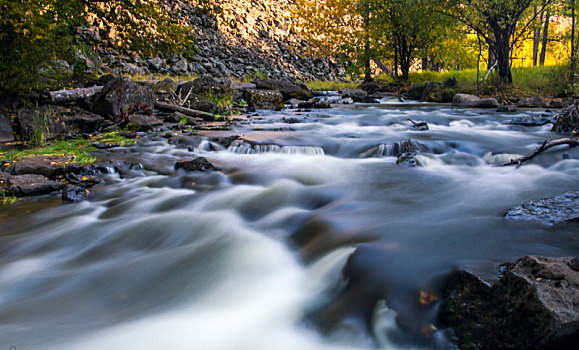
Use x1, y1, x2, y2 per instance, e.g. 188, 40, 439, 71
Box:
91, 131, 137, 147
307, 80, 359, 91
1, 138, 96, 164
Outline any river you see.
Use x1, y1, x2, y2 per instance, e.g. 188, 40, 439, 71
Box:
0, 98, 578, 349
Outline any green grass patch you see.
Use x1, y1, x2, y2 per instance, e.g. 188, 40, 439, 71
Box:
306, 80, 359, 91
202, 91, 235, 108
1, 138, 97, 164
1, 195, 18, 206
92, 131, 137, 147
126, 73, 198, 83
0, 131, 136, 164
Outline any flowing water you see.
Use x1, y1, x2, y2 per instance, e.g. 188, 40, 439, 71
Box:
1, 98, 578, 349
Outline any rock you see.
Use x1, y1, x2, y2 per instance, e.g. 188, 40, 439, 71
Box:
422, 82, 455, 103
439, 256, 579, 350
497, 105, 518, 113
147, 57, 164, 71
8, 174, 65, 197
507, 116, 553, 127
0, 114, 14, 143
452, 94, 500, 108
62, 184, 89, 203
163, 112, 188, 123
17, 106, 105, 140
341, 87, 368, 102
187, 97, 219, 114
252, 78, 312, 101
339, 97, 354, 104
396, 153, 421, 167
443, 77, 457, 88
154, 78, 178, 93
406, 83, 427, 100
125, 114, 163, 131
14, 155, 75, 178
298, 97, 330, 109
504, 191, 579, 226
552, 104, 579, 135
245, 89, 284, 109
92, 77, 155, 119
286, 98, 304, 108
231, 81, 257, 90
175, 157, 216, 172
177, 76, 233, 96
517, 96, 544, 108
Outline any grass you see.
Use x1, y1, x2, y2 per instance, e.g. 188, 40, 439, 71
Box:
1, 195, 18, 206
306, 80, 360, 91
202, 91, 235, 108
0, 131, 136, 164
128, 74, 198, 83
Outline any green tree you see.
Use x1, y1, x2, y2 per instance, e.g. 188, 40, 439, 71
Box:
0, 0, 196, 99
445, 0, 554, 83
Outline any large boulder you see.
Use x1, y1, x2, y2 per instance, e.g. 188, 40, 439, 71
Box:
421, 82, 456, 103
92, 78, 155, 119
252, 78, 312, 101
8, 174, 65, 197
517, 96, 544, 108
0, 114, 14, 143
452, 93, 500, 108
406, 83, 428, 100
177, 76, 233, 97
245, 89, 284, 109
14, 155, 75, 178
17, 106, 105, 141
439, 256, 579, 350
341, 87, 369, 102
125, 114, 163, 131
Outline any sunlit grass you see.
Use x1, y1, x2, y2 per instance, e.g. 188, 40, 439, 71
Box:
128, 74, 198, 82
306, 80, 359, 91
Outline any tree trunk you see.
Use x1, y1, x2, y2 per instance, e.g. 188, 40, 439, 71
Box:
422, 56, 428, 71
400, 37, 411, 81
540, 10, 550, 66
394, 39, 399, 77
572, 0, 576, 81
533, 6, 543, 66
362, 5, 373, 82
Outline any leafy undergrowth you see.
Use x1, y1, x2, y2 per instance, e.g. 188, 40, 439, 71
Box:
0, 131, 136, 164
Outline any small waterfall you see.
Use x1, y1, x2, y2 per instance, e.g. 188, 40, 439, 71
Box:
228, 141, 325, 156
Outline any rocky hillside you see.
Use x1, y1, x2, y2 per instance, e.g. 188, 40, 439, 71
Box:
86, 0, 345, 81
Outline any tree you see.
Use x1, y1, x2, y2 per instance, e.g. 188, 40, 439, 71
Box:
445, 0, 553, 83
0, 0, 197, 98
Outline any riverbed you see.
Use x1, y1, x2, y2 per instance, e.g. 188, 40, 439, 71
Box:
0, 99, 578, 349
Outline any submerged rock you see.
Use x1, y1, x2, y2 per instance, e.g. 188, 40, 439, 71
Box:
175, 157, 216, 172
396, 153, 421, 167
8, 174, 65, 197
452, 94, 500, 108
439, 256, 579, 350
508, 116, 553, 126
504, 191, 579, 226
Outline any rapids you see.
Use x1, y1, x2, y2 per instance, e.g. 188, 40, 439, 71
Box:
0, 98, 578, 349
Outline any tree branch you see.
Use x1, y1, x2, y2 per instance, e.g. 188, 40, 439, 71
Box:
498, 138, 579, 167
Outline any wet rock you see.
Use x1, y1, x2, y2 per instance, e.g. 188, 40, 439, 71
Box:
7, 174, 65, 197
552, 104, 579, 135
14, 155, 75, 178
439, 256, 579, 350
211, 135, 239, 148
92, 78, 155, 119
175, 157, 216, 172
0, 113, 14, 143
339, 97, 354, 104
246, 89, 284, 109
422, 82, 456, 103
286, 98, 304, 108
508, 116, 553, 126
504, 191, 579, 226
517, 96, 544, 108
407, 83, 427, 100
497, 105, 518, 113
452, 94, 500, 108
17, 106, 105, 141
409, 120, 429, 131
396, 153, 421, 167
177, 76, 233, 96
62, 184, 89, 203
298, 97, 331, 109
187, 97, 219, 114
125, 114, 163, 131
252, 78, 312, 101
341, 87, 368, 102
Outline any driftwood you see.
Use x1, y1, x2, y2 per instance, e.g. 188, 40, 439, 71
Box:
499, 138, 579, 167
48, 85, 103, 104
154, 101, 216, 121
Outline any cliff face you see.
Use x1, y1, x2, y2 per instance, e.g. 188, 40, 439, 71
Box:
92, 0, 345, 81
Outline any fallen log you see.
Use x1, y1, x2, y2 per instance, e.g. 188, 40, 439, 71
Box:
48, 85, 103, 105
154, 101, 216, 121
499, 137, 579, 167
